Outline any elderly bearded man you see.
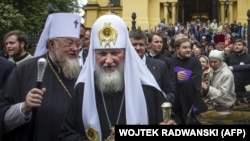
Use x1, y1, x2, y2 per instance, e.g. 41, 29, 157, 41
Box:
0, 13, 82, 141
58, 13, 168, 141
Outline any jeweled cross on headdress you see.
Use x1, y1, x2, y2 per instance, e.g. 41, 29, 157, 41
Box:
74, 19, 79, 28
106, 0, 113, 13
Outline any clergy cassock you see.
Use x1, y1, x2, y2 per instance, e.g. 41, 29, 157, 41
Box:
58, 83, 167, 140
0, 54, 75, 141
171, 55, 208, 124
58, 13, 168, 141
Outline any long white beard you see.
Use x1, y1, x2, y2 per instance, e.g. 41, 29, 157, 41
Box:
95, 63, 124, 93
55, 47, 81, 79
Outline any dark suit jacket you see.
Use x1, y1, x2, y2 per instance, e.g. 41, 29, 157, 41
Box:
0, 56, 15, 140
225, 52, 250, 100
82, 50, 88, 64
232, 64, 250, 72
0, 57, 15, 89
146, 57, 175, 103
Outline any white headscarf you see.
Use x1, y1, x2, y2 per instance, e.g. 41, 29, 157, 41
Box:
34, 13, 81, 57
76, 13, 164, 140
209, 50, 225, 61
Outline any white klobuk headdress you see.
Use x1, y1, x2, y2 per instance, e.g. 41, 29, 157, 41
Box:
76, 13, 164, 140
34, 13, 81, 57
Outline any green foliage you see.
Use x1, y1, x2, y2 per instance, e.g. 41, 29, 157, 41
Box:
0, 3, 26, 33
0, 0, 81, 33
0, 0, 81, 49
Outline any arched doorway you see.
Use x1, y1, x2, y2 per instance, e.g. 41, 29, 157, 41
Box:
177, 0, 219, 24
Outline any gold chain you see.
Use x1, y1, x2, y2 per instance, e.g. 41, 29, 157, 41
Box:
46, 54, 72, 98
101, 91, 125, 128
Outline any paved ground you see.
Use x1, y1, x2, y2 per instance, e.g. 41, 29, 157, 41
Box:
200, 104, 250, 125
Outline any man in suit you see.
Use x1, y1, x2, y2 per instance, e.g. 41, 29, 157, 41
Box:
147, 32, 176, 92
129, 30, 175, 103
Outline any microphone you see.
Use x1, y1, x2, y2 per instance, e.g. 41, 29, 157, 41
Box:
36, 58, 47, 89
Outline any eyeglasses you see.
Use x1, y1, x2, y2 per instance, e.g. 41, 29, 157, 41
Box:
55, 38, 82, 49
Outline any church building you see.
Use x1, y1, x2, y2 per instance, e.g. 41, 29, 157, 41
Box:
83, 0, 249, 30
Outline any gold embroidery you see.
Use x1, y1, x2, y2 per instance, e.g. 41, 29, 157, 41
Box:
86, 125, 99, 141
98, 22, 117, 48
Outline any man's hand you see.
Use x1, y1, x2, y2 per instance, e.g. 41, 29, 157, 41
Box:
177, 71, 187, 81
201, 82, 208, 90
21, 88, 46, 114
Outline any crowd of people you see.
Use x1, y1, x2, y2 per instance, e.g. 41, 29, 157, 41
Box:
0, 11, 250, 141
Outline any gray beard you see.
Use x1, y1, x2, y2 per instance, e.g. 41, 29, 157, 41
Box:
55, 48, 81, 79
60, 58, 81, 79
95, 64, 124, 94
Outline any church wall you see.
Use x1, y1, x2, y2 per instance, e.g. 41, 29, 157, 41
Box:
122, 0, 150, 31
147, 0, 161, 31
236, 0, 249, 24
84, 0, 249, 29
84, 7, 100, 28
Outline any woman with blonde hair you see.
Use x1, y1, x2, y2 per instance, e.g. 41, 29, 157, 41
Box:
199, 55, 211, 97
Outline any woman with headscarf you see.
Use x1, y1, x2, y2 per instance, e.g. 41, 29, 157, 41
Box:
201, 50, 236, 114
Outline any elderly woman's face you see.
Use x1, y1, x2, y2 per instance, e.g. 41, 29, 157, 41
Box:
95, 49, 125, 73
209, 57, 222, 71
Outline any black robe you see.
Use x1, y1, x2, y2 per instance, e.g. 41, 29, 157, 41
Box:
0, 57, 15, 140
58, 83, 167, 141
0, 54, 75, 141
171, 55, 207, 124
